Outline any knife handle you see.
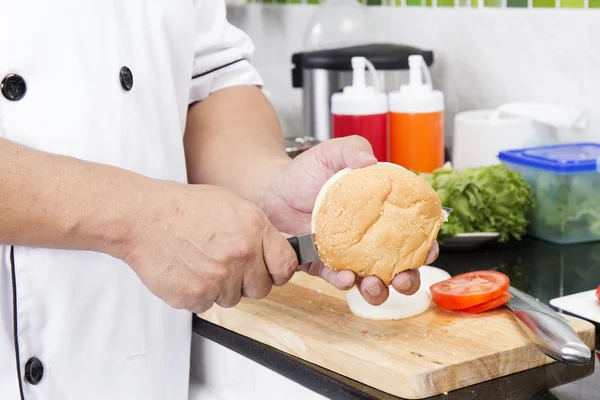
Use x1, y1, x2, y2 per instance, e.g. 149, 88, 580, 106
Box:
511, 309, 592, 365
286, 234, 318, 265
287, 236, 301, 260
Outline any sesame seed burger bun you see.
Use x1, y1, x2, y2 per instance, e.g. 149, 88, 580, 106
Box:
311, 162, 446, 286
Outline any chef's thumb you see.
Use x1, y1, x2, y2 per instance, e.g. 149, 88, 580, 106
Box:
262, 227, 298, 286
315, 136, 377, 172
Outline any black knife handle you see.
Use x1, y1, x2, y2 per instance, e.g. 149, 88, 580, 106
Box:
287, 236, 301, 261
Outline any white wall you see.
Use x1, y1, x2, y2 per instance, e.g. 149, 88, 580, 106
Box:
227, 5, 600, 151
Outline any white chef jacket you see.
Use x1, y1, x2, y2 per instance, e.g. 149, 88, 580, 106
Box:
0, 1, 263, 399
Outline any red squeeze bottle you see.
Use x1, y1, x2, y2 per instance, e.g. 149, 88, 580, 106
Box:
331, 57, 389, 161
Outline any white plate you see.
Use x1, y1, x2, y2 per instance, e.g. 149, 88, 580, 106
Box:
549, 290, 600, 324
440, 232, 500, 250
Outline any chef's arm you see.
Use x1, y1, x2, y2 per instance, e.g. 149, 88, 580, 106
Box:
184, 85, 291, 208
0, 137, 145, 258
185, 0, 291, 208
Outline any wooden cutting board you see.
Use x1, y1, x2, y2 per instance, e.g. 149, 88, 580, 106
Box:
198, 272, 596, 399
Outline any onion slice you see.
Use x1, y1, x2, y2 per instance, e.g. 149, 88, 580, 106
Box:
418, 265, 451, 291
346, 286, 431, 320
345, 265, 451, 320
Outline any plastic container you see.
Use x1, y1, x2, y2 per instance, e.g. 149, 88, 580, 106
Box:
302, 0, 377, 51
388, 54, 445, 173
498, 143, 600, 244
331, 56, 388, 161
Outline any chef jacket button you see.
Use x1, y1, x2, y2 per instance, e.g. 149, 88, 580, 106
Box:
24, 357, 44, 385
1, 74, 27, 101
119, 66, 134, 91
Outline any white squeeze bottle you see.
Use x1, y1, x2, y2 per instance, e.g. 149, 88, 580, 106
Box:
330, 56, 389, 162
388, 54, 445, 173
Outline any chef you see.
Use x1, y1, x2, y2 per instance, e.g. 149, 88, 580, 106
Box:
0, 1, 438, 399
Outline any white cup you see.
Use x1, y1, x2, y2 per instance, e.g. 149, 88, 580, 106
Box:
452, 109, 555, 171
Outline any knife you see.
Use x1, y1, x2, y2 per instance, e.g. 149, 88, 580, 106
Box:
505, 286, 592, 365
287, 207, 454, 266
287, 233, 318, 265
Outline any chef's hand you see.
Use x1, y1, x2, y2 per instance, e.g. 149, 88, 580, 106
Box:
263, 136, 440, 306
120, 183, 297, 314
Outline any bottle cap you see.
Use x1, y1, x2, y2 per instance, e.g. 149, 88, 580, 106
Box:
331, 56, 388, 116
389, 54, 444, 114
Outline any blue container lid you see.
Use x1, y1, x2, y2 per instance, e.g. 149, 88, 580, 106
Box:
498, 142, 600, 173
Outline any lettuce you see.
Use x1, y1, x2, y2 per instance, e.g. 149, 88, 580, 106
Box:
530, 172, 600, 239
420, 164, 534, 243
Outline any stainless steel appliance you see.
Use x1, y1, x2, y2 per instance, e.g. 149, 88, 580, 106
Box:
291, 43, 434, 142
284, 136, 319, 158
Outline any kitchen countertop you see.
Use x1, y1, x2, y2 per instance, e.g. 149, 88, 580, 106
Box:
192, 236, 600, 400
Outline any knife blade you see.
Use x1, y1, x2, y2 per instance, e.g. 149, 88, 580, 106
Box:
287, 207, 453, 265
505, 286, 592, 366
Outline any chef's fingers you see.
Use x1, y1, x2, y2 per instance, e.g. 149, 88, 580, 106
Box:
296, 260, 355, 291
190, 300, 218, 315
183, 274, 221, 314
319, 264, 355, 291
315, 136, 378, 173
215, 266, 244, 308
142, 263, 217, 314
357, 276, 390, 306
391, 269, 421, 295
424, 241, 440, 265
296, 258, 321, 276
262, 225, 298, 286
241, 262, 273, 300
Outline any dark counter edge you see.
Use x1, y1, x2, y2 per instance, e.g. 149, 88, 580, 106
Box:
192, 316, 596, 400
192, 316, 382, 400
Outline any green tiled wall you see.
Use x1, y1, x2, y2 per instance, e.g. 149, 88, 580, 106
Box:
247, 0, 599, 8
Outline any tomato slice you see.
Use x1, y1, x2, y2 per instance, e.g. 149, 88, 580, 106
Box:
430, 270, 510, 310
596, 285, 600, 302
459, 292, 513, 314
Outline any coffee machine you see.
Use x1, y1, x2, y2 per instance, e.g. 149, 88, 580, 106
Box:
291, 43, 434, 142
